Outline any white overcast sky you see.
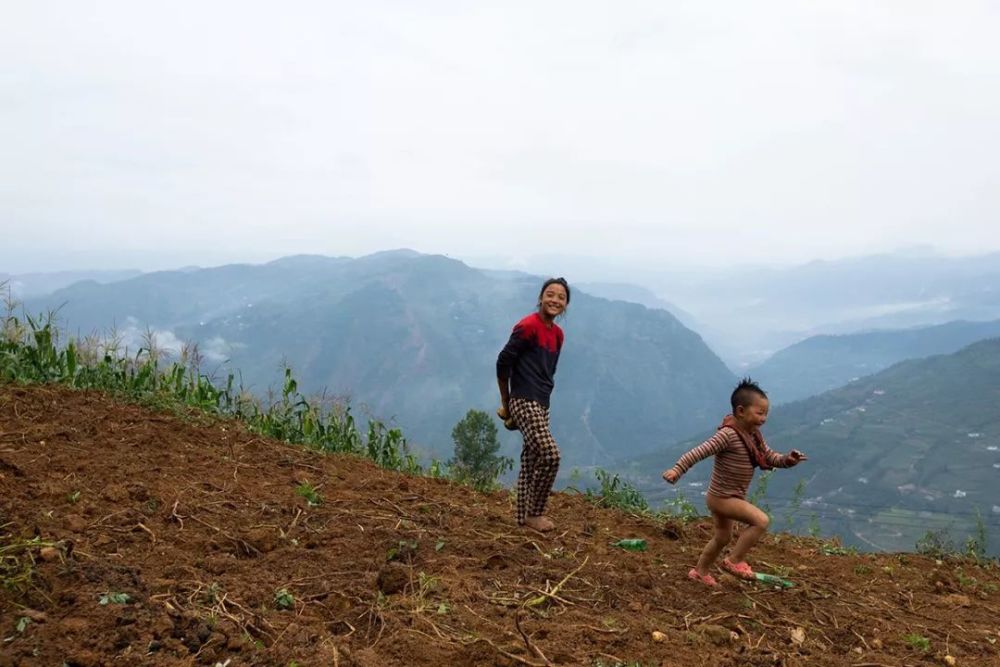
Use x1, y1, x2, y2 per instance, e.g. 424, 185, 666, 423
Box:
2, 1, 998, 273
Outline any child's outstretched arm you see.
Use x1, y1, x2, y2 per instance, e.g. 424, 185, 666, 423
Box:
662, 431, 730, 484
762, 442, 807, 468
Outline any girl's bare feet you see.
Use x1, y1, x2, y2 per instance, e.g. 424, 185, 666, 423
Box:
524, 515, 555, 532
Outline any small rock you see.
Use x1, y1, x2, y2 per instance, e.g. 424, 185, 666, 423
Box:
101, 484, 129, 502
942, 593, 971, 607
661, 521, 683, 540
61, 617, 89, 633
871, 638, 883, 650
852, 646, 863, 654
375, 564, 408, 595
699, 624, 736, 646
66, 515, 87, 532
651, 630, 667, 642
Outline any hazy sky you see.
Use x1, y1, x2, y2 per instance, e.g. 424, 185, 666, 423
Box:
2, 1, 999, 273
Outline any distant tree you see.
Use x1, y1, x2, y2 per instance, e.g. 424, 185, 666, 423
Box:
449, 409, 513, 491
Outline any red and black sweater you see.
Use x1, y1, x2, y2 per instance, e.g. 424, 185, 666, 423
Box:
496, 312, 564, 408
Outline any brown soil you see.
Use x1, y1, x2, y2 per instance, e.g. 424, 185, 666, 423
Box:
1, 384, 999, 666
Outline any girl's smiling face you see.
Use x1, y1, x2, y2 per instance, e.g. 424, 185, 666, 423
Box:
539, 283, 568, 320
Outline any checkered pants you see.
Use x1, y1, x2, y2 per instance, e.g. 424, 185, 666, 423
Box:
509, 397, 561, 525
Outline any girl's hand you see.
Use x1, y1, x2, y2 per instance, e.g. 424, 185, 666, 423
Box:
662, 469, 679, 484
787, 450, 807, 465
497, 404, 518, 431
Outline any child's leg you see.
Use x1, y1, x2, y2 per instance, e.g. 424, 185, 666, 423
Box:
514, 442, 535, 526
694, 511, 733, 576
509, 399, 560, 530
707, 496, 770, 564
527, 407, 559, 519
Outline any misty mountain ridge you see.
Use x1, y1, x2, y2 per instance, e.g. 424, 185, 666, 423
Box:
751, 318, 1000, 404
0, 269, 142, 299
24, 251, 736, 467
497, 250, 1000, 367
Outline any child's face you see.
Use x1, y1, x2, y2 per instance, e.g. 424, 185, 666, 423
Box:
539, 284, 568, 319
737, 396, 769, 428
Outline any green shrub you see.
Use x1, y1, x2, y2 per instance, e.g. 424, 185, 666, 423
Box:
585, 469, 648, 512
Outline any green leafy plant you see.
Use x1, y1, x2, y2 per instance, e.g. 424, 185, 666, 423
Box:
747, 471, 773, 518
916, 527, 956, 558
902, 633, 930, 652
585, 469, 648, 512
965, 509, 988, 560
661, 489, 699, 521
274, 588, 295, 610
783, 479, 806, 531
294, 482, 322, 507
387, 539, 418, 562
807, 513, 821, 537
99, 591, 130, 605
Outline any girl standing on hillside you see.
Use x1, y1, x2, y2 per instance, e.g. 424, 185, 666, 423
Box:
496, 278, 570, 532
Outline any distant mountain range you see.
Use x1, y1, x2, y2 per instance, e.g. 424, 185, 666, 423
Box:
620, 338, 1000, 554
751, 319, 1000, 404
24, 251, 736, 467
518, 250, 1000, 367
1, 269, 142, 299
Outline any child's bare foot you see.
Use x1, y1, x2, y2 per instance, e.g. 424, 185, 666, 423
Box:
524, 515, 555, 532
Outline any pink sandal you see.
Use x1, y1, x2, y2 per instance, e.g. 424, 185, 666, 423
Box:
688, 568, 719, 587
721, 558, 754, 579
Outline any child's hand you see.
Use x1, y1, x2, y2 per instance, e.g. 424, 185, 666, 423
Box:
497, 405, 518, 431
787, 449, 807, 465
662, 469, 679, 484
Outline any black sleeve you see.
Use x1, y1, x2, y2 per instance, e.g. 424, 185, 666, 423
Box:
496, 325, 532, 379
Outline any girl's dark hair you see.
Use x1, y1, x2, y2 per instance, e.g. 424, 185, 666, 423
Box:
538, 277, 571, 305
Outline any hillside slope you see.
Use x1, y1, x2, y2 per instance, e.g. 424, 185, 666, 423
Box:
1, 385, 999, 666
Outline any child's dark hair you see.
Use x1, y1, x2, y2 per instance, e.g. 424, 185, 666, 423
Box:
731, 377, 767, 411
538, 277, 571, 305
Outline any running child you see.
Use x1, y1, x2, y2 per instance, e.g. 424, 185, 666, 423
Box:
662, 378, 806, 586
496, 278, 570, 532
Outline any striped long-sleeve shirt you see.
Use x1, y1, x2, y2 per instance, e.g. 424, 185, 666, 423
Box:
669, 426, 793, 499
